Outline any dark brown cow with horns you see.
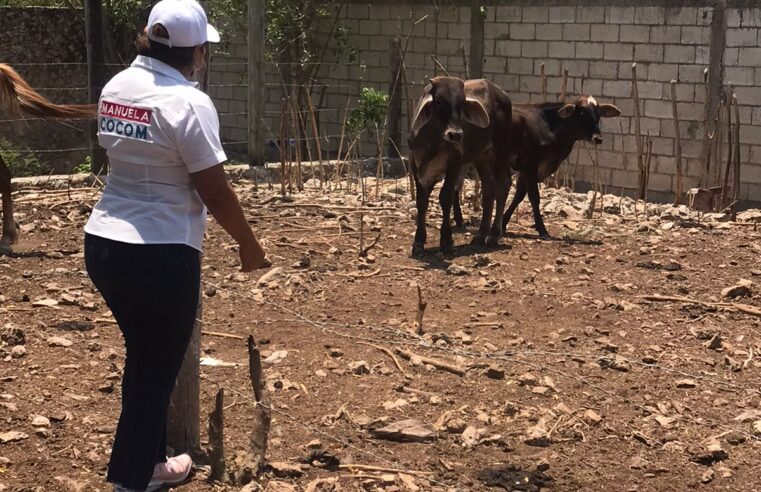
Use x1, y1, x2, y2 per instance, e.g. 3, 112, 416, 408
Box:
408, 76, 513, 256
0, 63, 96, 254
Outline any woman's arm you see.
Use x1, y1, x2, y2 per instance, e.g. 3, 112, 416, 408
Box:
190, 164, 267, 271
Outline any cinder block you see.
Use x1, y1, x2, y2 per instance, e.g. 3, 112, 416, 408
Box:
584, 78, 604, 96
483, 56, 508, 73
519, 75, 543, 92
740, 125, 761, 145
644, 99, 673, 119
638, 81, 664, 99
562, 24, 591, 41
437, 6, 460, 23
576, 42, 604, 60
536, 23, 563, 41
368, 4, 390, 20
577, 7, 605, 24
697, 7, 714, 26
635, 44, 664, 63
413, 37, 436, 53
665, 45, 695, 64
635, 7, 665, 25
590, 61, 619, 79
650, 26, 682, 44
606, 6, 634, 24
724, 47, 740, 67
522, 41, 549, 58
726, 28, 759, 47
484, 22, 507, 41
695, 46, 711, 64
523, 6, 549, 23
603, 80, 632, 98
508, 58, 535, 75
680, 27, 709, 45
734, 86, 761, 106
738, 47, 761, 67
725, 67, 755, 86
549, 6, 575, 24
604, 43, 634, 61
448, 22, 470, 40
739, 8, 761, 27
536, 59, 562, 75
619, 25, 650, 43
665, 7, 698, 25
592, 24, 619, 42
619, 61, 648, 80
611, 169, 639, 186
548, 41, 575, 59
648, 63, 680, 82
495, 6, 522, 23
510, 23, 536, 40
347, 3, 369, 19
359, 20, 381, 36
563, 60, 589, 77
678, 65, 706, 83
649, 172, 673, 191
676, 102, 706, 121
495, 40, 522, 57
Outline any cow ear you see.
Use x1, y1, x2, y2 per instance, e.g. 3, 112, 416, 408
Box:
557, 104, 576, 119
599, 103, 621, 118
411, 94, 434, 134
463, 97, 490, 128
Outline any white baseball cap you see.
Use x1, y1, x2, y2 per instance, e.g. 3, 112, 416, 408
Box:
147, 0, 220, 48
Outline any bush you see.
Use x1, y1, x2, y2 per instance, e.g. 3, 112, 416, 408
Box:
0, 138, 48, 177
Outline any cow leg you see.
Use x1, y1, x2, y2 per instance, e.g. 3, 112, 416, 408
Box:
0, 155, 17, 255
502, 176, 527, 231
412, 178, 435, 256
438, 166, 460, 254
526, 177, 550, 238
472, 165, 495, 246
452, 187, 465, 231
486, 168, 512, 247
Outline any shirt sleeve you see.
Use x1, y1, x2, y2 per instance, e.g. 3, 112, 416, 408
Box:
176, 95, 227, 173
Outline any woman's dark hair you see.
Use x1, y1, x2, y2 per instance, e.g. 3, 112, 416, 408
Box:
136, 24, 196, 70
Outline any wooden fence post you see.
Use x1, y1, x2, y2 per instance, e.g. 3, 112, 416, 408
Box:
84, 0, 106, 175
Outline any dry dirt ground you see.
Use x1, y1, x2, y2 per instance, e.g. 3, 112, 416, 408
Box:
1, 177, 761, 492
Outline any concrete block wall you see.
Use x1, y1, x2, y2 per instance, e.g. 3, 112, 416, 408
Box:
210, 1, 761, 203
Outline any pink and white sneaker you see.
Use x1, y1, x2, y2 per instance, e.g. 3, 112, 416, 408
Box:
145, 454, 193, 491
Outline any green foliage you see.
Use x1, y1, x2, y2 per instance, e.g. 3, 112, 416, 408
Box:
347, 87, 389, 136
0, 138, 48, 177
72, 156, 91, 174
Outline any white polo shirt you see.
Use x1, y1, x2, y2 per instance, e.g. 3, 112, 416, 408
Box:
84, 55, 226, 252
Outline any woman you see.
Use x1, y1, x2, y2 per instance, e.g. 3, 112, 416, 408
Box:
84, 0, 267, 490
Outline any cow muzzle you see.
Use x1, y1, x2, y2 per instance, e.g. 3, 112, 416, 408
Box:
592, 134, 604, 145
444, 129, 464, 143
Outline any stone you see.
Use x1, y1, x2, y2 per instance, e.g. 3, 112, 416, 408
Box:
0, 431, 28, 443
264, 481, 297, 492
269, 462, 303, 478
676, 379, 697, 388
485, 367, 505, 380
461, 426, 484, 447
734, 409, 761, 422
47, 336, 73, 348
10, 346, 25, 358
446, 264, 470, 276
371, 419, 435, 442
722, 280, 753, 299
583, 410, 602, 426
31, 416, 50, 428
349, 361, 370, 375
701, 469, 715, 484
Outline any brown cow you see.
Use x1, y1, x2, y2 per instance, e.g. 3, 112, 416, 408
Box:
0, 64, 96, 254
408, 76, 512, 256
501, 96, 620, 238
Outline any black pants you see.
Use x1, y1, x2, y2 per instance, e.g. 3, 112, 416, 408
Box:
85, 233, 200, 490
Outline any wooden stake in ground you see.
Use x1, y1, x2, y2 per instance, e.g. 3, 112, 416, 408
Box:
559, 68, 569, 103
632, 63, 645, 200
395, 348, 466, 376
247, 335, 270, 475
670, 80, 683, 206
460, 43, 470, 79
208, 388, 225, 482
279, 98, 287, 196
731, 93, 741, 220
540, 62, 547, 101
721, 85, 733, 210
414, 284, 427, 335
304, 88, 325, 189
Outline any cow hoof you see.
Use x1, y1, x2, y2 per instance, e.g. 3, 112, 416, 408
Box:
485, 235, 501, 248
537, 231, 551, 240
440, 243, 455, 255
471, 235, 486, 246
411, 243, 425, 257
0, 244, 12, 256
